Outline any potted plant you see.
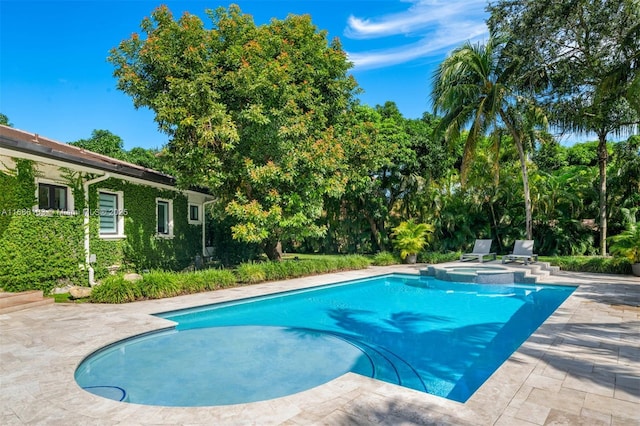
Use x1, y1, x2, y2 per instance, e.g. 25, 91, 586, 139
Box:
609, 208, 640, 276
392, 220, 434, 264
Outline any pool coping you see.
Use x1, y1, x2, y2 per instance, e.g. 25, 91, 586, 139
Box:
1, 263, 639, 425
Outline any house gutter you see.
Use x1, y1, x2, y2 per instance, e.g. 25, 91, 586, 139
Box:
84, 174, 111, 285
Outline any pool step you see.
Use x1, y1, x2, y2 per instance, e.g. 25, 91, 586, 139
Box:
349, 338, 428, 393
0, 290, 54, 314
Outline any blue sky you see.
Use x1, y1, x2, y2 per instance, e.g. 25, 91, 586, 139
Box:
1, 0, 489, 150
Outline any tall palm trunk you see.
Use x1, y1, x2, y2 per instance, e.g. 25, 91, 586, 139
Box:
500, 110, 533, 239
597, 131, 608, 255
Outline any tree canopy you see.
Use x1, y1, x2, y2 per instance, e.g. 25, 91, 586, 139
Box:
108, 5, 359, 260
69, 129, 128, 160
488, 0, 640, 254
432, 38, 546, 239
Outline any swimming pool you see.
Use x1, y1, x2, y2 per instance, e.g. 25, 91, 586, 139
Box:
75, 274, 575, 406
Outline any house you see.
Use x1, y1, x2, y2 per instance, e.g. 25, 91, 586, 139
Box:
0, 124, 214, 291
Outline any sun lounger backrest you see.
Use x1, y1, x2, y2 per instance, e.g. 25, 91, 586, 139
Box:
473, 239, 493, 254
513, 240, 534, 256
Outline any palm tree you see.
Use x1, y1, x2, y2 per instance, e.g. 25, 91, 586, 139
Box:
432, 37, 544, 240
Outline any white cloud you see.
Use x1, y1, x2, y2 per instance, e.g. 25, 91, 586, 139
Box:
348, 22, 487, 69
345, 0, 489, 70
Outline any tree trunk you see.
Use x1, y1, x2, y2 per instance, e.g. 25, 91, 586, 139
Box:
264, 239, 283, 261
516, 139, 533, 240
500, 110, 533, 240
365, 211, 385, 252
597, 132, 608, 256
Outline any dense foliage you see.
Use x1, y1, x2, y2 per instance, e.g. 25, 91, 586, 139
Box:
0, 160, 86, 293
69, 129, 169, 172
0, 213, 86, 293
104, 3, 638, 267
109, 5, 358, 261
488, 0, 640, 255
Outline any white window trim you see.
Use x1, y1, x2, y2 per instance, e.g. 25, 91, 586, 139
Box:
34, 178, 74, 213
98, 190, 125, 239
188, 203, 202, 225
156, 197, 174, 238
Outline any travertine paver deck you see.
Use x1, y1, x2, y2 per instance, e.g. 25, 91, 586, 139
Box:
0, 264, 638, 425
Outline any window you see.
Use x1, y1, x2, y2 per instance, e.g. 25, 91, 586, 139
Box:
38, 183, 67, 211
156, 198, 173, 237
188, 203, 201, 224
99, 192, 118, 234
98, 190, 124, 238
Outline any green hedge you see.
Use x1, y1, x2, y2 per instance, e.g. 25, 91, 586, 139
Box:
91, 256, 371, 303
421, 251, 461, 264
542, 256, 632, 275
91, 268, 237, 303
236, 255, 371, 284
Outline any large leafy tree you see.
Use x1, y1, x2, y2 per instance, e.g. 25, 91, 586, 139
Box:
69, 130, 168, 172
108, 5, 358, 260
432, 38, 545, 240
488, 0, 640, 254
69, 129, 128, 160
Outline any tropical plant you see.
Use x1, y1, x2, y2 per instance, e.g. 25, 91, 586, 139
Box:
488, 0, 640, 255
391, 220, 434, 261
609, 208, 640, 264
432, 37, 546, 240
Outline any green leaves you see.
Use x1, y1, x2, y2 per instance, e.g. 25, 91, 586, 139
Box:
391, 220, 435, 260
109, 5, 357, 260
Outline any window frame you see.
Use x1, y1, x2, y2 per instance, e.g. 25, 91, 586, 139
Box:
188, 203, 201, 225
37, 182, 70, 212
98, 190, 125, 239
156, 198, 174, 238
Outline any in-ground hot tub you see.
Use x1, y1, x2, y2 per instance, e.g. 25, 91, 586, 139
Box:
422, 265, 523, 284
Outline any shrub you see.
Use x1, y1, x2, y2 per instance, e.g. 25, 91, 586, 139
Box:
139, 270, 181, 299
391, 220, 435, 261
198, 268, 236, 290
608, 208, 640, 264
176, 271, 207, 294
235, 255, 371, 284
236, 262, 267, 284
371, 251, 398, 266
91, 275, 141, 303
262, 261, 289, 281
338, 255, 371, 270
544, 256, 631, 275
421, 251, 461, 264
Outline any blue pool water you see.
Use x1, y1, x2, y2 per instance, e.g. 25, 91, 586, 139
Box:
75, 274, 575, 406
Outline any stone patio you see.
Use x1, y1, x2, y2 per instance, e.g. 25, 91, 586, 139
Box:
1, 264, 638, 425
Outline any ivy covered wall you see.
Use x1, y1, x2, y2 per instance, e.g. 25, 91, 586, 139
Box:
0, 159, 85, 292
0, 159, 203, 292
88, 177, 202, 278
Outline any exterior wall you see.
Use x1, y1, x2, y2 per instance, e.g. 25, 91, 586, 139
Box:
0, 154, 205, 292
87, 177, 203, 277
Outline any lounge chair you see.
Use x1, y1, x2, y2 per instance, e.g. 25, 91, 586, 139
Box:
460, 239, 496, 263
502, 240, 538, 265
